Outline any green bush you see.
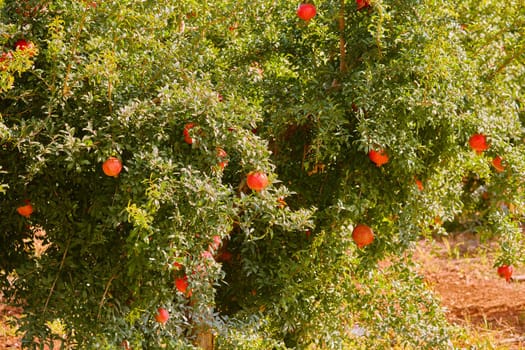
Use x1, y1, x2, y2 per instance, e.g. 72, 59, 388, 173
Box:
0, 0, 523, 348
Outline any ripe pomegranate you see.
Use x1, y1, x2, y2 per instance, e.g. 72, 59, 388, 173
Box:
17, 201, 33, 218
469, 133, 488, 153
352, 224, 374, 248
297, 3, 316, 21
368, 149, 389, 167
102, 157, 122, 177
154, 307, 169, 324
356, 0, 371, 10
415, 178, 423, 191
492, 156, 505, 172
15, 39, 32, 51
175, 275, 192, 297
217, 250, 233, 263
497, 265, 513, 283
183, 123, 196, 144
14, 39, 36, 57
216, 147, 228, 169
246, 171, 269, 192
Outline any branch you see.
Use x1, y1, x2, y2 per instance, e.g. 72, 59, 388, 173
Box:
338, 0, 347, 73
43, 237, 71, 315
97, 274, 117, 320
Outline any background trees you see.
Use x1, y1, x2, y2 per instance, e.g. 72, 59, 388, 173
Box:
1, 0, 524, 348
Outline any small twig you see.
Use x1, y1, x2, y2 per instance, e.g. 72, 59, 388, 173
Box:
43, 237, 71, 315
62, 11, 89, 97
498, 336, 525, 344
487, 50, 522, 80
510, 275, 525, 282
97, 274, 117, 320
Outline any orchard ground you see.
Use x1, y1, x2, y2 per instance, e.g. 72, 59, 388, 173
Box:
1, 234, 525, 349
415, 234, 525, 349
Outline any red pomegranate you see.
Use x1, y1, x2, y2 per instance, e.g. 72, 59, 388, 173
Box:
352, 224, 374, 248
216, 147, 228, 169
297, 4, 316, 21
469, 133, 488, 153
356, 0, 371, 10
415, 178, 424, 191
15, 39, 33, 51
175, 275, 192, 297
368, 149, 389, 167
492, 156, 505, 173
497, 265, 513, 283
102, 157, 122, 177
246, 171, 269, 192
154, 307, 169, 324
17, 201, 33, 218
183, 123, 196, 144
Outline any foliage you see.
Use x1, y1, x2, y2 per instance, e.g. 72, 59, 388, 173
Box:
0, 0, 524, 348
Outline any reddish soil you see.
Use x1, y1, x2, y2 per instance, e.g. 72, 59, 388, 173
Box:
415, 234, 525, 349
0, 303, 22, 348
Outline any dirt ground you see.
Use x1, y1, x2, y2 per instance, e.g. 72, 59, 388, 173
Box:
0, 302, 22, 348
2, 234, 525, 349
415, 234, 525, 349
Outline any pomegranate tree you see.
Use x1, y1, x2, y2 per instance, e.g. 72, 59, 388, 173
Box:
1, 0, 524, 348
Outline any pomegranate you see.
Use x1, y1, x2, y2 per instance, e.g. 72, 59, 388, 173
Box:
183, 123, 196, 144
415, 178, 423, 191
14, 39, 36, 57
175, 275, 192, 297
492, 156, 505, 172
155, 307, 169, 324
469, 133, 488, 153
17, 201, 33, 218
356, 0, 371, 10
246, 171, 269, 192
217, 250, 233, 263
352, 224, 374, 248
368, 149, 389, 167
497, 265, 513, 283
102, 157, 122, 177
297, 4, 316, 21
15, 39, 33, 51
216, 147, 228, 169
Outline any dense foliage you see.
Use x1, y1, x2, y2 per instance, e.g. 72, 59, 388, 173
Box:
1, 0, 523, 348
